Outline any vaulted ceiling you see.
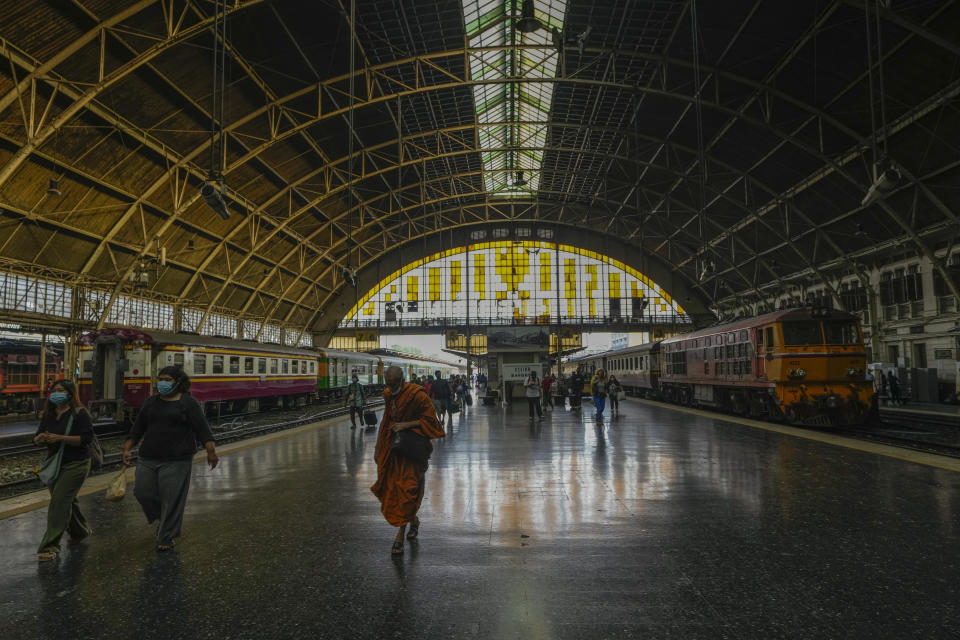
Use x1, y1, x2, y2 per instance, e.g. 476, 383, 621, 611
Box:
0, 0, 958, 335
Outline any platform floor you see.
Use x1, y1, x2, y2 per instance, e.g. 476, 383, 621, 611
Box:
2, 399, 959, 639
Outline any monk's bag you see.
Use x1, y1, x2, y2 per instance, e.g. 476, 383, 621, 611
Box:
390, 429, 430, 464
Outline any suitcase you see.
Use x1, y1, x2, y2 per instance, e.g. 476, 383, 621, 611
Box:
364, 410, 378, 426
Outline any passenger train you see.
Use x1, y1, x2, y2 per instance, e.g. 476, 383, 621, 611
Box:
77, 328, 461, 422
564, 308, 876, 426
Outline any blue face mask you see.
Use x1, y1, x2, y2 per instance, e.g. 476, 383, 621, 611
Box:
157, 381, 175, 395
49, 391, 69, 406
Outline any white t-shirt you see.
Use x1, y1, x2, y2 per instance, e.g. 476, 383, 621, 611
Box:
525, 378, 541, 398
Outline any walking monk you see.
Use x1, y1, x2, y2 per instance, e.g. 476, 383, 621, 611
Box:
371, 366, 446, 556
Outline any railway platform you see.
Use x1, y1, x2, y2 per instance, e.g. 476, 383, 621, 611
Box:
1, 399, 958, 639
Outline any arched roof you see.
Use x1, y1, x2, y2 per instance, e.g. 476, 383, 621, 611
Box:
0, 0, 958, 337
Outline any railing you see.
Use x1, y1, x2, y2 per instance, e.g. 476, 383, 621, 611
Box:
339, 315, 690, 330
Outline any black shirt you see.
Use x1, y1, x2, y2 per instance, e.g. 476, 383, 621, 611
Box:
128, 394, 215, 461
36, 408, 93, 463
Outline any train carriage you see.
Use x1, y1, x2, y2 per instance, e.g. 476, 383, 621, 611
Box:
315, 348, 381, 403
78, 328, 318, 422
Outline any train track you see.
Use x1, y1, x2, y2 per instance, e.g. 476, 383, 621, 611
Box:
0, 401, 383, 496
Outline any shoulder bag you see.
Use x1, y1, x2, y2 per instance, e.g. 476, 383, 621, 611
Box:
36, 413, 74, 486
388, 388, 432, 464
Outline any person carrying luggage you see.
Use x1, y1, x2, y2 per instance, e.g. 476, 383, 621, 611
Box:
345, 374, 366, 429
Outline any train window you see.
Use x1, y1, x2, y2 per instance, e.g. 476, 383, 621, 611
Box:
727, 332, 735, 344
714, 347, 721, 359
292, 360, 299, 374
705, 336, 711, 347
823, 321, 860, 345
310, 361, 315, 373
765, 327, 774, 347
213, 355, 224, 374
757, 330, 764, 346
739, 330, 748, 341
270, 359, 278, 374
244, 358, 254, 374
744, 359, 752, 374
703, 349, 708, 361
282, 359, 289, 374
173, 353, 184, 370
782, 322, 823, 346
704, 361, 709, 375
258, 358, 266, 374
194, 354, 206, 375
716, 334, 723, 345
229, 356, 239, 374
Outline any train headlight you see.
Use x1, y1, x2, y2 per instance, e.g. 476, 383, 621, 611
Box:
847, 367, 860, 376
796, 368, 806, 378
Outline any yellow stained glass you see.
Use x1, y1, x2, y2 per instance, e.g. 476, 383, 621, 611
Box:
589, 299, 596, 318
495, 247, 530, 291
407, 275, 418, 301
609, 272, 620, 298
451, 261, 462, 301
567, 299, 574, 318
540, 252, 551, 290
474, 253, 486, 299
586, 264, 597, 299
564, 259, 576, 299
429, 268, 442, 302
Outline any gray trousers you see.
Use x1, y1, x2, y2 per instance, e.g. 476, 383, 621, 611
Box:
38, 459, 91, 553
134, 458, 193, 545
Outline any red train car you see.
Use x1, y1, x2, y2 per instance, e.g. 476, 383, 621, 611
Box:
0, 340, 63, 413
78, 328, 318, 422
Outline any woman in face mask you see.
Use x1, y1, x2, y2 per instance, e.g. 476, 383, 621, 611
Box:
122, 366, 218, 552
33, 379, 94, 561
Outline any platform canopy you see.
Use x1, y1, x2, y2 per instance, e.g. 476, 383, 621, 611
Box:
0, 1, 958, 341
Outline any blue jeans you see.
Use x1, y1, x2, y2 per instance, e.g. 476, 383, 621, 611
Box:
594, 395, 606, 417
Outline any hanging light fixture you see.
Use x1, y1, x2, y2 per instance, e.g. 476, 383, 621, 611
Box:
515, 0, 542, 33
46, 178, 61, 197
515, 171, 527, 186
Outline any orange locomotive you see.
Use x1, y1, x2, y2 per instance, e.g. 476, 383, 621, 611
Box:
658, 308, 875, 426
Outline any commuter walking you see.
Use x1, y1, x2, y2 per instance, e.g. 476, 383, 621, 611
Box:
371, 366, 445, 556
525, 371, 543, 421
570, 371, 585, 409
345, 374, 366, 429
33, 379, 93, 561
122, 367, 219, 552
888, 372, 902, 405
607, 375, 622, 417
592, 369, 608, 422
429, 370, 450, 422
541, 373, 554, 410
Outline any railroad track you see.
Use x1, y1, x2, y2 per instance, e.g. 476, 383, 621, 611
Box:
0, 401, 383, 496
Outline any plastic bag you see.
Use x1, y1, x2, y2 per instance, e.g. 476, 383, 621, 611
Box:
105, 466, 128, 502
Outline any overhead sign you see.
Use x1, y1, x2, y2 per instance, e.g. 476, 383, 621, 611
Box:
487, 326, 549, 350
355, 329, 378, 342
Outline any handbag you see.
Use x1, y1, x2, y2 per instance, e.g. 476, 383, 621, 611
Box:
617, 389, 626, 401
389, 428, 431, 464
36, 413, 74, 486
447, 398, 460, 414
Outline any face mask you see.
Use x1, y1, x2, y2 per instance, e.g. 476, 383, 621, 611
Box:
49, 391, 69, 406
157, 380, 175, 395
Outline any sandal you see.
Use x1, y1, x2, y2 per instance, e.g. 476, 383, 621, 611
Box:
391, 540, 404, 555
406, 517, 420, 540
37, 551, 58, 562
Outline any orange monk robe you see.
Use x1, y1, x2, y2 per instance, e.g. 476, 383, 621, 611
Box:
370, 382, 446, 526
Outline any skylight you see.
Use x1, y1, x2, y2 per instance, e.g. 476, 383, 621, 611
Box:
462, 0, 567, 197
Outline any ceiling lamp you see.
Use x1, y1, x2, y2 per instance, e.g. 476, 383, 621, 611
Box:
515, 171, 527, 186
515, 0, 542, 33
46, 178, 61, 197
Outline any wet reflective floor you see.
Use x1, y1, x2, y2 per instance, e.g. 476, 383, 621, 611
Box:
1, 399, 959, 639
